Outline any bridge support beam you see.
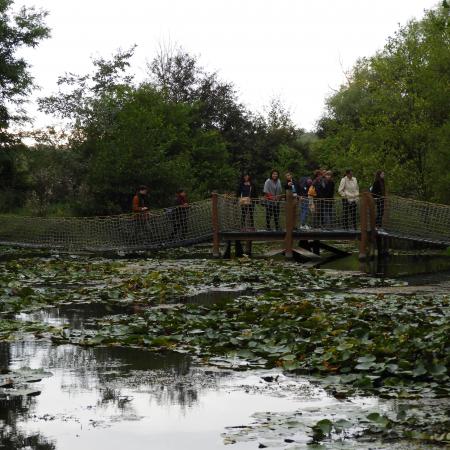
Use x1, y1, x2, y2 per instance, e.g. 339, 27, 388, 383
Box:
376, 235, 389, 257
212, 192, 221, 258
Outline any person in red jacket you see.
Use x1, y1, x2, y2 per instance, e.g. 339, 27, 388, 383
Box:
131, 186, 151, 245
132, 185, 150, 213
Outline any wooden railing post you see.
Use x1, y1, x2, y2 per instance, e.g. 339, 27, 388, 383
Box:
359, 193, 368, 260
284, 191, 294, 259
212, 191, 221, 258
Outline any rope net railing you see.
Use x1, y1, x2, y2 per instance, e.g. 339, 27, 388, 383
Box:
0, 194, 449, 252
382, 195, 450, 245
0, 199, 213, 252
217, 195, 361, 232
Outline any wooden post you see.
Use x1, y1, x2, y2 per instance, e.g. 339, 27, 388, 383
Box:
359, 193, 368, 260
212, 191, 221, 258
312, 240, 321, 255
284, 191, 294, 259
245, 240, 252, 256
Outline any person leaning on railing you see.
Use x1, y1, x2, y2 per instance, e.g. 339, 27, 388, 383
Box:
236, 173, 257, 230
338, 169, 359, 229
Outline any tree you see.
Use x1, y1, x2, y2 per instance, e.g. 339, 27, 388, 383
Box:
0, 0, 49, 146
148, 46, 257, 175
40, 51, 237, 213
314, 4, 450, 202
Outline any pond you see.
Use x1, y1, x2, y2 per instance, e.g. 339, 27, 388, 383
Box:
2, 339, 443, 450
0, 247, 449, 449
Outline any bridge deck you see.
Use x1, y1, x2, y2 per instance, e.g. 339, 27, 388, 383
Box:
220, 229, 361, 241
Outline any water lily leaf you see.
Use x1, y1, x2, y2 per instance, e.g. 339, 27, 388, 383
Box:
367, 412, 390, 428
281, 354, 297, 361
412, 365, 427, 377
429, 364, 447, 376
357, 355, 376, 363
355, 362, 374, 370
333, 419, 351, 432
312, 419, 332, 436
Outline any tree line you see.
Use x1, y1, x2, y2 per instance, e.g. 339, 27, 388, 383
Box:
0, 1, 448, 216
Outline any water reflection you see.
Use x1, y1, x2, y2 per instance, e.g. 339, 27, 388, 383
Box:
15, 303, 133, 329
0, 340, 316, 450
184, 289, 245, 306
0, 343, 56, 449
0, 340, 235, 449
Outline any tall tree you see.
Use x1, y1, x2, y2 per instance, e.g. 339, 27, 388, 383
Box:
315, 4, 450, 202
0, 0, 49, 146
39, 50, 236, 213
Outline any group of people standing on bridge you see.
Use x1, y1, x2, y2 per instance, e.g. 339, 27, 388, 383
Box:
131, 167, 386, 242
237, 168, 386, 231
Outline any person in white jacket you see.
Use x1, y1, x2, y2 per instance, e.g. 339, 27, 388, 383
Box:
338, 169, 359, 229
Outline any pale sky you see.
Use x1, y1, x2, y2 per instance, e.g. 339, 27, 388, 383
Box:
20, 0, 438, 131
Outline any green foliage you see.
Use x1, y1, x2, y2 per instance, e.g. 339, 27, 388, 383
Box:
0, 0, 49, 145
315, 5, 450, 202
78, 84, 236, 212
33, 48, 313, 214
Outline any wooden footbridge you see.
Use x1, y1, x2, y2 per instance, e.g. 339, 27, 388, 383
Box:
212, 192, 450, 260
0, 193, 449, 257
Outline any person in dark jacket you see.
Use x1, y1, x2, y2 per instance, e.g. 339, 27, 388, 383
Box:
371, 170, 386, 227
284, 172, 299, 196
298, 177, 312, 229
284, 172, 300, 229
170, 189, 189, 239
236, 174, 257, 229
322, 171, 335, 228
311, 170, 326, 228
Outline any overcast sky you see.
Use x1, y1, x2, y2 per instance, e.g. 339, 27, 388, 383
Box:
21, 0, 438, 131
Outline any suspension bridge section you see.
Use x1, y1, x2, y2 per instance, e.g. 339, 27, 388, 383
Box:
0, 193, 449, 256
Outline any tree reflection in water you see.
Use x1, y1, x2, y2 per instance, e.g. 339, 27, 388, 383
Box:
0, 343, 56, 450
1, 339, 227, 447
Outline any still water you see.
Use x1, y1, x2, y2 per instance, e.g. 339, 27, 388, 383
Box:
2, 252, 450, 449
1, 339, 358, 450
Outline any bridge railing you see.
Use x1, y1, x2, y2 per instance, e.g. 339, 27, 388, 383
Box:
1, 193, 449, 253
0, 199, 213, 252
382, 195, 450, 245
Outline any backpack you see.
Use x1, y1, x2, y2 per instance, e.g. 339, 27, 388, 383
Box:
308, 185, 317, 197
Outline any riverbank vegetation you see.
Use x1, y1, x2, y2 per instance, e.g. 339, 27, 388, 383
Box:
1, 2, 449, 215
